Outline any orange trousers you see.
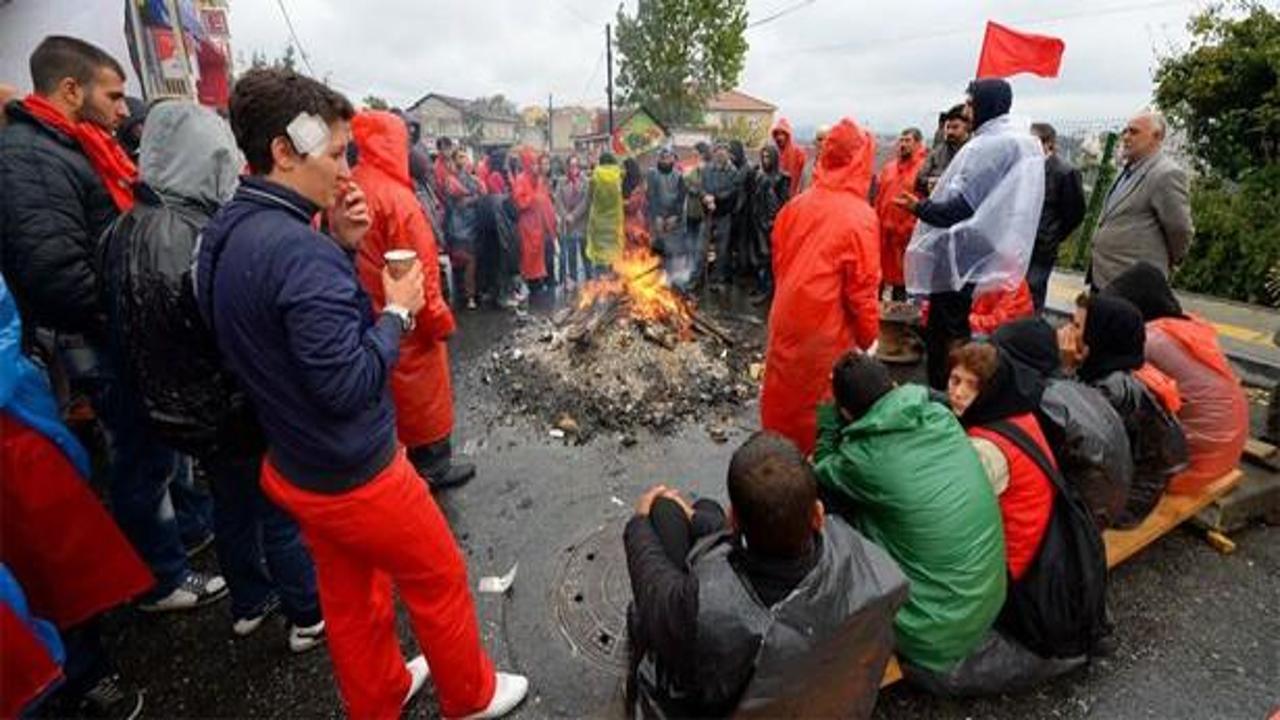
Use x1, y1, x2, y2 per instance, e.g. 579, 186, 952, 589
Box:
262, 450, 495, 719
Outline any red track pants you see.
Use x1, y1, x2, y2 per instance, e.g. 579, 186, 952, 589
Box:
262, 449, 495, 719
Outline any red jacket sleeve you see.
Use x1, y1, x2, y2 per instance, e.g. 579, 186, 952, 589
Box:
400, 200, 456, 342
841, 222, 881, 349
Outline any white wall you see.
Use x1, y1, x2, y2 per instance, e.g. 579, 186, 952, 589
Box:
0, 0, 141, 95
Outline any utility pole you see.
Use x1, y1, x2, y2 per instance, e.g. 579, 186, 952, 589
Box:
606, 23, 615, 136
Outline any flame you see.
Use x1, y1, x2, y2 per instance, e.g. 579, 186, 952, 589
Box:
576, 245, 692, 336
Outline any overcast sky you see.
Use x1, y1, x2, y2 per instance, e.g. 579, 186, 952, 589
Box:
227, 0, 1205, 137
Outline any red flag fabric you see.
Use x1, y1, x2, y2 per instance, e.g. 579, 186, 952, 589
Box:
976, 21, 1064, 79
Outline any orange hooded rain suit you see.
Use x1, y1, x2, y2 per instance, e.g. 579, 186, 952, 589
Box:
761, 118, 881, 455
771, 117, 807, 200
512, 149, 554, 281
874, 144, 927, 287
351, 111, 458, 449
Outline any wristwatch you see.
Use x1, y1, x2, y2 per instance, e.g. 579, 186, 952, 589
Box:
382, 304, 414, 333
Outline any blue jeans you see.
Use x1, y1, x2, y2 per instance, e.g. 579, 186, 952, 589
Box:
205, 455, 320, 626
172, 461, 214, 545
68, 341, 191, 597
560, 232, 584, 284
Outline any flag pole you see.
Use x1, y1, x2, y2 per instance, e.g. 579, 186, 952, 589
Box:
976, 21, 993, 78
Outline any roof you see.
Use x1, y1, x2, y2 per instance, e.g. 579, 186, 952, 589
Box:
407, 92, 518, 122
705, 89, 777, 113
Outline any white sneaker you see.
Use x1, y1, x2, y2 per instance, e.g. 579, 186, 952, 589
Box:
232, 596, 280, 637
452, 672, 529, 720
403, 655, 431, 707
138, 572, 228, 613
287, 620, 325, 653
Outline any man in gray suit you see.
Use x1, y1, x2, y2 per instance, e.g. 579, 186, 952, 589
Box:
1089, 110, 1193, 290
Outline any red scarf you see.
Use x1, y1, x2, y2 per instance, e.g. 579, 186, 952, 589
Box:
22, 94, 136, 211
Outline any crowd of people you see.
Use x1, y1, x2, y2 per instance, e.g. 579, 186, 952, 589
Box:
0, 29, 1254, 720
627, 81, 1252, 716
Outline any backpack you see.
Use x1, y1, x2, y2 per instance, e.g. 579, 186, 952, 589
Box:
103, 198, 264, 460
987, 419, 1109, 659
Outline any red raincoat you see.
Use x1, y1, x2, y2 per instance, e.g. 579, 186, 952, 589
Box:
762, 119, 881, 455
874, 146, 927, 286
771, 117, 807, 200
351, 112, 457, 449
512, 150, 555, 281
0, 413, 153, 629
1145, 316, 1248, 494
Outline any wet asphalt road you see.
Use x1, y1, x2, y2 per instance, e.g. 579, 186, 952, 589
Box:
79, 292, 1279, 719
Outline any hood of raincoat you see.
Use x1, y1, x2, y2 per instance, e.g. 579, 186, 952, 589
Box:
760, 144, 779, 172
728, 140, 747, 169
771, 117, 795, 149
991, 318, 1060, 406
904, 113, 1044, 295
1078, 295, 1146, 383
352, 111, 411, 189
139, 102, 241, 211
1103, 261, 1185, 322
816, 118, 875, 198
961, 351, 1039, 428
967, 78, 1013, 132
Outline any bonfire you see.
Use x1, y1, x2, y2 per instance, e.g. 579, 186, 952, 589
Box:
485, 244, 759, 439
559, 246, 730, 350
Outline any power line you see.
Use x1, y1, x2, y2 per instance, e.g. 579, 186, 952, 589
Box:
554, 0, 597, 27
275, 0, 316, 75
786, 0, 1195, 55
578, 49, 606, 107
748, 0, 819, 29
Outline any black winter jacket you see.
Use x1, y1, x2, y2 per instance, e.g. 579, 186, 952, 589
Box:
0, 101, 119, 339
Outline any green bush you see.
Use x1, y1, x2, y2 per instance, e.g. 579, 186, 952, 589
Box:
1172, 165, 1280, 306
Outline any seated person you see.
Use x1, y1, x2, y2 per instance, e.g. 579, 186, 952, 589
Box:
1067, 295, 1189, 527
624, 432, 908, 719
1105, 261, 1248, 494
992, 318, 1134, 529
946, 343, 1054, 583
812, 352, 1006, 678
969, 278, 1034, 339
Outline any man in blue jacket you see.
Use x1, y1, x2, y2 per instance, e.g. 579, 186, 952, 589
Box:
195, 68, 526, 719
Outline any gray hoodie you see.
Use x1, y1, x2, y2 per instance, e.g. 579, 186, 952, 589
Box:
140, 101, 242, 210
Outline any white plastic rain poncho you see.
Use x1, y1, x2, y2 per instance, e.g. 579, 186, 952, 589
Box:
904, 114, 1045, 295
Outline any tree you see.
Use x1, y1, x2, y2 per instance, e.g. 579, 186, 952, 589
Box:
1152, 2, 1280, 304
472, 94, 517, 118
363, 95, 390, 110
614, 0, 749, 126
249, 45, 299, 72
1153, 1, 1278, 180
713, 115, 768, 148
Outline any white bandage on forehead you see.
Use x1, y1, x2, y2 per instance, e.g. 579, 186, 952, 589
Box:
286, 112, 330, 157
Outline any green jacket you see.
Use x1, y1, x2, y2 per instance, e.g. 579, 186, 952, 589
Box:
585, 165, 624, 266
813, 385, 1006, 672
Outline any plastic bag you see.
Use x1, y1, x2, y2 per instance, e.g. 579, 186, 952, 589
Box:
1039, 379, 1134, 529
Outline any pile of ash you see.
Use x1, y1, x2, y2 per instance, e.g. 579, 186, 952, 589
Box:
484, 310, 764, 441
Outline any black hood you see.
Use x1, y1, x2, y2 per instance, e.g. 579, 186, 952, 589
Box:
1077, 295, 1146, 383
1103, 261, 1185, 322
991, 317, 1060, 406
961, 352, 1040, 428
967, 78, 1012, 130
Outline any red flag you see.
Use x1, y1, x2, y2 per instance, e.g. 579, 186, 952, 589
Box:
976, 21, 1064, 79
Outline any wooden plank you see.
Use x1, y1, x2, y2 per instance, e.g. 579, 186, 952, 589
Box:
877, 468, 1243, 690
880, 657, 902, 687
1103, 470, 1242, 567
1244, 438, 1279, 470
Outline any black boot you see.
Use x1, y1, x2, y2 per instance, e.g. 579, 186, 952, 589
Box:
408, 438, 475, 491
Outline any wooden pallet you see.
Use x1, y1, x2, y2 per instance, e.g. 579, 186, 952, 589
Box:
878, 468, 1244, 689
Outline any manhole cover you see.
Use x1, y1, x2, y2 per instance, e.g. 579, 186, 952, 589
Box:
552, 519, 632, 675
